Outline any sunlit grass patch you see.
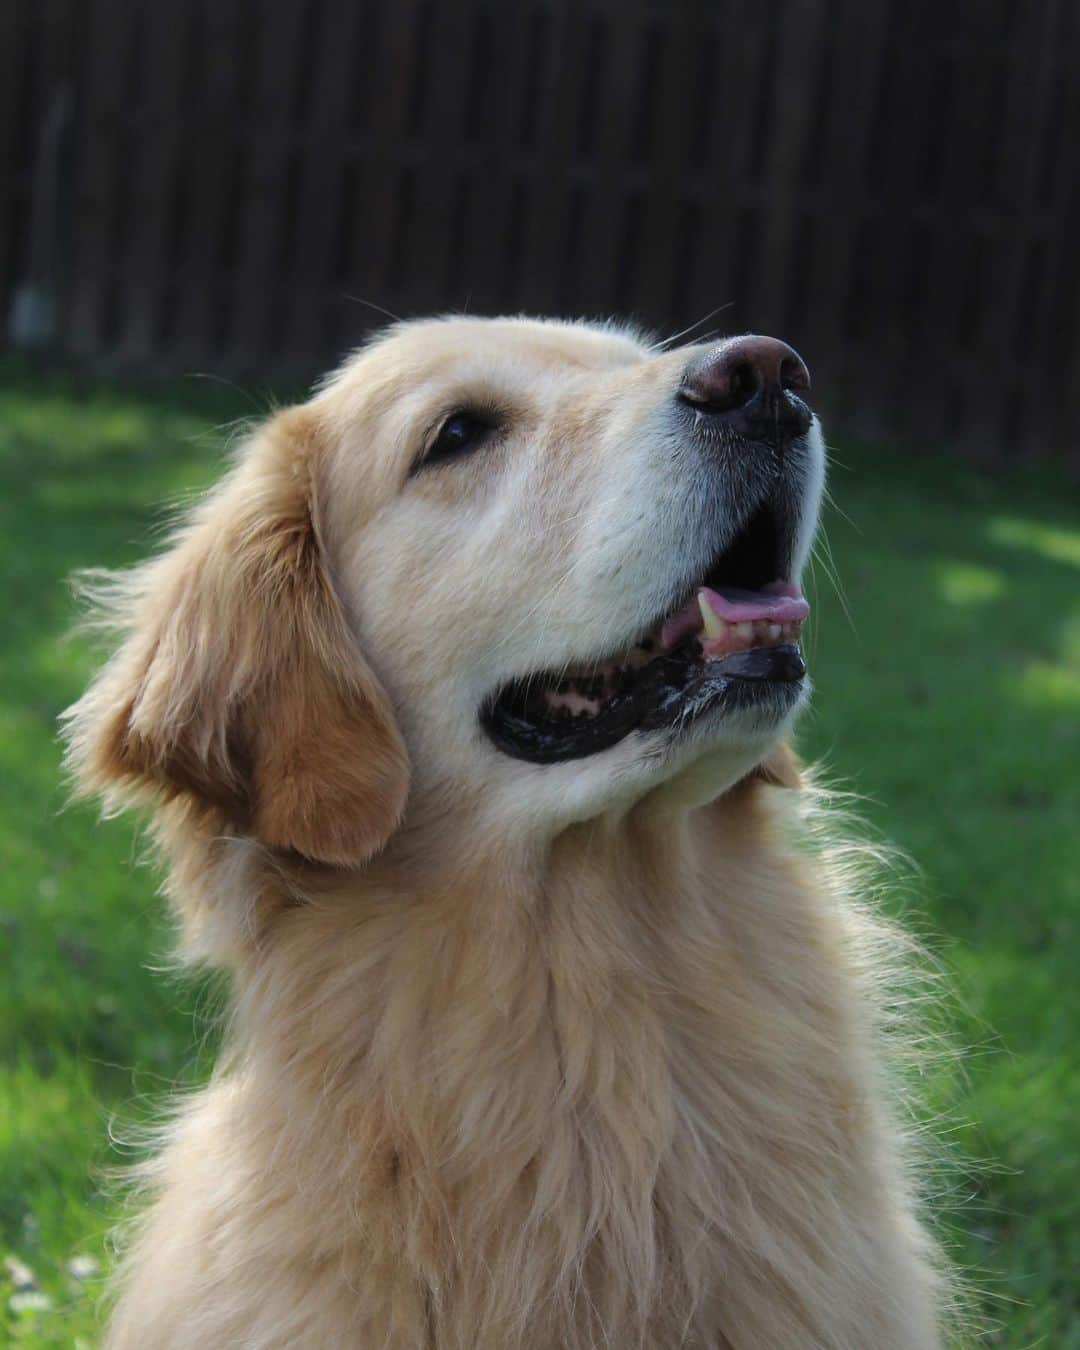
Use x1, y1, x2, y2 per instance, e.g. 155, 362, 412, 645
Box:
989, 515, 1080, 569
936, 561, 1005, 606
1013, 659, 1080, 710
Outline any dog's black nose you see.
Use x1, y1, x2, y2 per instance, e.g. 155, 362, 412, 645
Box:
679, 335, 812, 441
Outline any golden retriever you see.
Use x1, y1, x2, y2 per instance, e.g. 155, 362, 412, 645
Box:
64, 317, 947, 1348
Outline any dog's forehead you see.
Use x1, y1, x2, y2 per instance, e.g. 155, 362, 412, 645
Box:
330, 316, 650, 398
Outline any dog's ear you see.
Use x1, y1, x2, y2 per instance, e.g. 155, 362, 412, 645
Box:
749, 741, 804, 789
63, 408, 409, 866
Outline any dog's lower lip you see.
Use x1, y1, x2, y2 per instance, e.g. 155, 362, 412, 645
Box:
482, 642, 806, 763
707, 645, 807, 682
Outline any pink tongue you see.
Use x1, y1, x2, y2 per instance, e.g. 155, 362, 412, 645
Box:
660, 582, 809, 648
700, 584, 810, 623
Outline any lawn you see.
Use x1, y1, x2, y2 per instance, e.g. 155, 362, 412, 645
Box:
1, 357, 1077, 1347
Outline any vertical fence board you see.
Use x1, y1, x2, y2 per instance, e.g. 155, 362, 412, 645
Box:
115, 5, 191, 362
395, 0, 475, 315
514, 1, 590, 316
223, 5, 307, 366
746, 0, 830, 339
455, 0, 532, 315
0, 3, 32, 316
631, 2, 707, 330
573, 11, 649, 317
798, 0, 891, 430
975, 0, 1058, 456
1019, 0, 1071, 457
171, 0, 248, 367
65, 0, 143, 357
911, 13, 1001, 448
1047, 3, 1080, 454
344, 0, 425, 318
684, 0, 773, 338
284, 0, 369, 365
863, 0, 941, 443
5, 0, 79, 334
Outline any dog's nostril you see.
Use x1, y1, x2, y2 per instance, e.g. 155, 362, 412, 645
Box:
679, 334, 812, 440
779, 353, 810, 394
725, 360, 757, 411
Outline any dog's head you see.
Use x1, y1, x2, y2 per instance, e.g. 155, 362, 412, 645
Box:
65, 317, 824, 863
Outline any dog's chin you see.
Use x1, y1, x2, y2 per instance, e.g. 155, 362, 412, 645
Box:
492, 689, 807, 833
641, 681, 809, 810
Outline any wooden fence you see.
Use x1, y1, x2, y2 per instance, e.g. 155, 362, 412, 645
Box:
2, 0, 1078, 459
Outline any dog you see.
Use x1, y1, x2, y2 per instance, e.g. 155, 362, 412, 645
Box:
64, 317, 947, 1348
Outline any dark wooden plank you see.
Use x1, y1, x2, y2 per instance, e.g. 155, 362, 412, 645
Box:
796, 0, 891, 431
343, 0, 426, 321
171, 0, 249, 367
394, 0, 476, 317
479, 1, 559, 315
854, 0, 941, 444
115, 2, 192, 363
906, 0, 1018, 453
1020, 0, 1073, 453
513, 0, 592, 316
222, 4, 308, 368
886, 37, 983, 444
679, 0, 773, 339
628, 1, 709, 334
448, 0, 532, 316
572, 9, 649, 318
1039, 0, 1080, 459
66, 0, 143, 357
282, 0, 370, 365
1044, 7, 1079, 459
0, 1, 33, 311
971, 0, 1059, 456
4, 0, 79, 341
0, 0, 26, 206
744, 0, 831, 339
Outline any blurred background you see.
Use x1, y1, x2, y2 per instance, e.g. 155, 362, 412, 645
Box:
5, 0, 1080, 457
1, 1, 1078, 1345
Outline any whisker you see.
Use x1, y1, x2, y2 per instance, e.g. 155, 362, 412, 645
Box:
823, 442, 854, 472
810, 527, 858, 638
821, 484, 861, 534
650, 302, 735, 352
340, 293, 404, 325
183, 372, 269, 414
678, 326, 727, 350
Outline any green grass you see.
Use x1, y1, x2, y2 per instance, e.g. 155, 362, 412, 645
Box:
1, 357, 1077, 1346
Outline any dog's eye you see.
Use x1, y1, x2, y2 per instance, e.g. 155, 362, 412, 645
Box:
418, 412, 496, 472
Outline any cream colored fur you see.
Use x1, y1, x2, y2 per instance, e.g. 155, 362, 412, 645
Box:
64, 318, 948, 1348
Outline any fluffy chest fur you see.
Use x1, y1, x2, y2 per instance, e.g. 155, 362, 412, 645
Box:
108, 789, 939, 1350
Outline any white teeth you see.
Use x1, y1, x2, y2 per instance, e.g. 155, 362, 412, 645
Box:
697, 590, 727, 639
696, 595, 800, 659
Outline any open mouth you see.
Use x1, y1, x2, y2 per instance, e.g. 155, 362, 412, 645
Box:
481, 500, 809, 763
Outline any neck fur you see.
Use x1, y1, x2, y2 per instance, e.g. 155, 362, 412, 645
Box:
154, 781, 935, 1348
